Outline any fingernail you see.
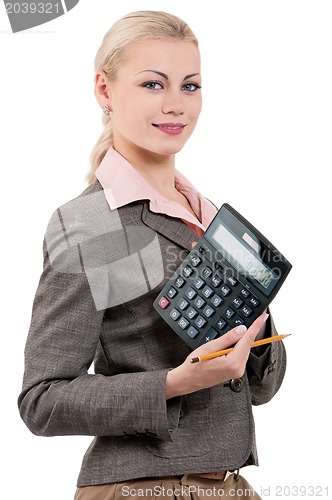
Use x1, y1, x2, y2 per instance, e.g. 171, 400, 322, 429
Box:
262, 312, 269, 322
235, 325, 247, 335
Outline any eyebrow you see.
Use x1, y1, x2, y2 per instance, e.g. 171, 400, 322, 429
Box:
135, 70, 200, 80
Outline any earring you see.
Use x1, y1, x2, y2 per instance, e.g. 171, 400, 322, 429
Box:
103, 105, 110, 115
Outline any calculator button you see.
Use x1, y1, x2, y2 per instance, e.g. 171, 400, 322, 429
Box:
178, 317, 190, 330
182, 265, 194, 278
194, 296, 206, 309
177, 298, 189, 310
186, 287, 197, 300
232, 296, 244, 309
225, 325, 233, 332
220, 285, 231, 297
211, 273, 223, 288
233, 315, 245, 326
167, 287, 178, 299
195, 315, 207, 329
202, 285, 214, 298
224, 307, 235, 319
170, 308, 181, 321
175, 276, 186, 288
211, 294, 224, 307
215, 317, 227, 331
158, 296, 170, 309
193, 277, 205, 290
190, 254, 202, 267
186, 307, 198, 320
249, 296, 260, 307
240, 288, 250, 299
201, 266, 213, 279
228, 276, 238, 286
199, 327, 219, 345
203, 305, 216, 318
187, 326, 199, 339
241, 305, 253, 317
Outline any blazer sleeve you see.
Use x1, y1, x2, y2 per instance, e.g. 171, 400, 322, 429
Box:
18, 215, 180, 442
246, 312, 287, 405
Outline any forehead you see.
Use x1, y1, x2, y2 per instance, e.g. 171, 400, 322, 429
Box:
120, 39, 201, 75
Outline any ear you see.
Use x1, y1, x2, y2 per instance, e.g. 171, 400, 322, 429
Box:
94, 70, 112, 112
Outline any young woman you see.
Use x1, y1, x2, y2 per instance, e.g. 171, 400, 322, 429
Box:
18, 11, 286, 500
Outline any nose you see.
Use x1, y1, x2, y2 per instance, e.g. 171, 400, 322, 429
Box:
161, 89, 184, 115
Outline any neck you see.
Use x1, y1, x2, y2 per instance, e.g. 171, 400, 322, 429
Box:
113, 142, 177, 196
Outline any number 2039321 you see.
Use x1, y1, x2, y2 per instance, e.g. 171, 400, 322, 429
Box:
262, 485, 329, 497
5, 3, 60, 14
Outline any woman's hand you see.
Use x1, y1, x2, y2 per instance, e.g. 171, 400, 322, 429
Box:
166, 312, 269, 399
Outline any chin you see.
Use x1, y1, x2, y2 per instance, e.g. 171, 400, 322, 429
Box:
159, 147, 184, 156
153, 141, 188, 156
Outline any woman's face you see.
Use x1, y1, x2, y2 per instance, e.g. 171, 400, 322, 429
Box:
99, 39, 202, 159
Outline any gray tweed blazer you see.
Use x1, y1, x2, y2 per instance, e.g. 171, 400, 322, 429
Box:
18, 180, 286, 487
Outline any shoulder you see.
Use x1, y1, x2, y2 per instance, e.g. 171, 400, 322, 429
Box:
55, 180, 146, 224
56, 179, 106, 217
43, 182, 148, 274
43, 181, 108, 273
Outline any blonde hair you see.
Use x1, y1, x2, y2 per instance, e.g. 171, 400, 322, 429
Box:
87, 10, 199, 185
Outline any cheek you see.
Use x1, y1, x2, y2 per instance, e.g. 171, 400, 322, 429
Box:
190, 97, 202, 120
119, 94, 151, 126
112, 97, 143, 132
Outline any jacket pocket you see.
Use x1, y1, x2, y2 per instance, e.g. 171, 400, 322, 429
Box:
143, 394, 211, 458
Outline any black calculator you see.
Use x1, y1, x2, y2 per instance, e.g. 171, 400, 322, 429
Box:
153, 203, 292, 349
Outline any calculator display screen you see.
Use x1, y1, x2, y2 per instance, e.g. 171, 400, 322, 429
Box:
208, 222, 279, 295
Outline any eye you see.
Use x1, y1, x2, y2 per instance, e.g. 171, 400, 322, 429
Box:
181, 83, 202, 92
141, 81, 164, 90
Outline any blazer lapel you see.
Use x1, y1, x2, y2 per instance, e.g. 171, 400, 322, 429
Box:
141, 203, 199, 252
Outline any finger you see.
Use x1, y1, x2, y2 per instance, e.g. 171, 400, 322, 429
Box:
228, 312, 269, 361
190, 324, 247, 358
240, 312, 269, 347
189, 311, 269, 360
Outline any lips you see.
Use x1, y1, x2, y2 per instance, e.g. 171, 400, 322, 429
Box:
152, 123, 187, 135
153, 123, 186, 129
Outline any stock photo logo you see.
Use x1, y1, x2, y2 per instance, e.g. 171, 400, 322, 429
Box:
3, 0, 79, 32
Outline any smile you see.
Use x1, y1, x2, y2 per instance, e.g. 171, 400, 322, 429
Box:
152, 123, 187, 135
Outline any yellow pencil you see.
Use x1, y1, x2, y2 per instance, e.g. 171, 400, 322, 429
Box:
190, 334, 291, 363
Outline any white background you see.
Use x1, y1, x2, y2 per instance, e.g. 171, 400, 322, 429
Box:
1, 1, 331, 498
